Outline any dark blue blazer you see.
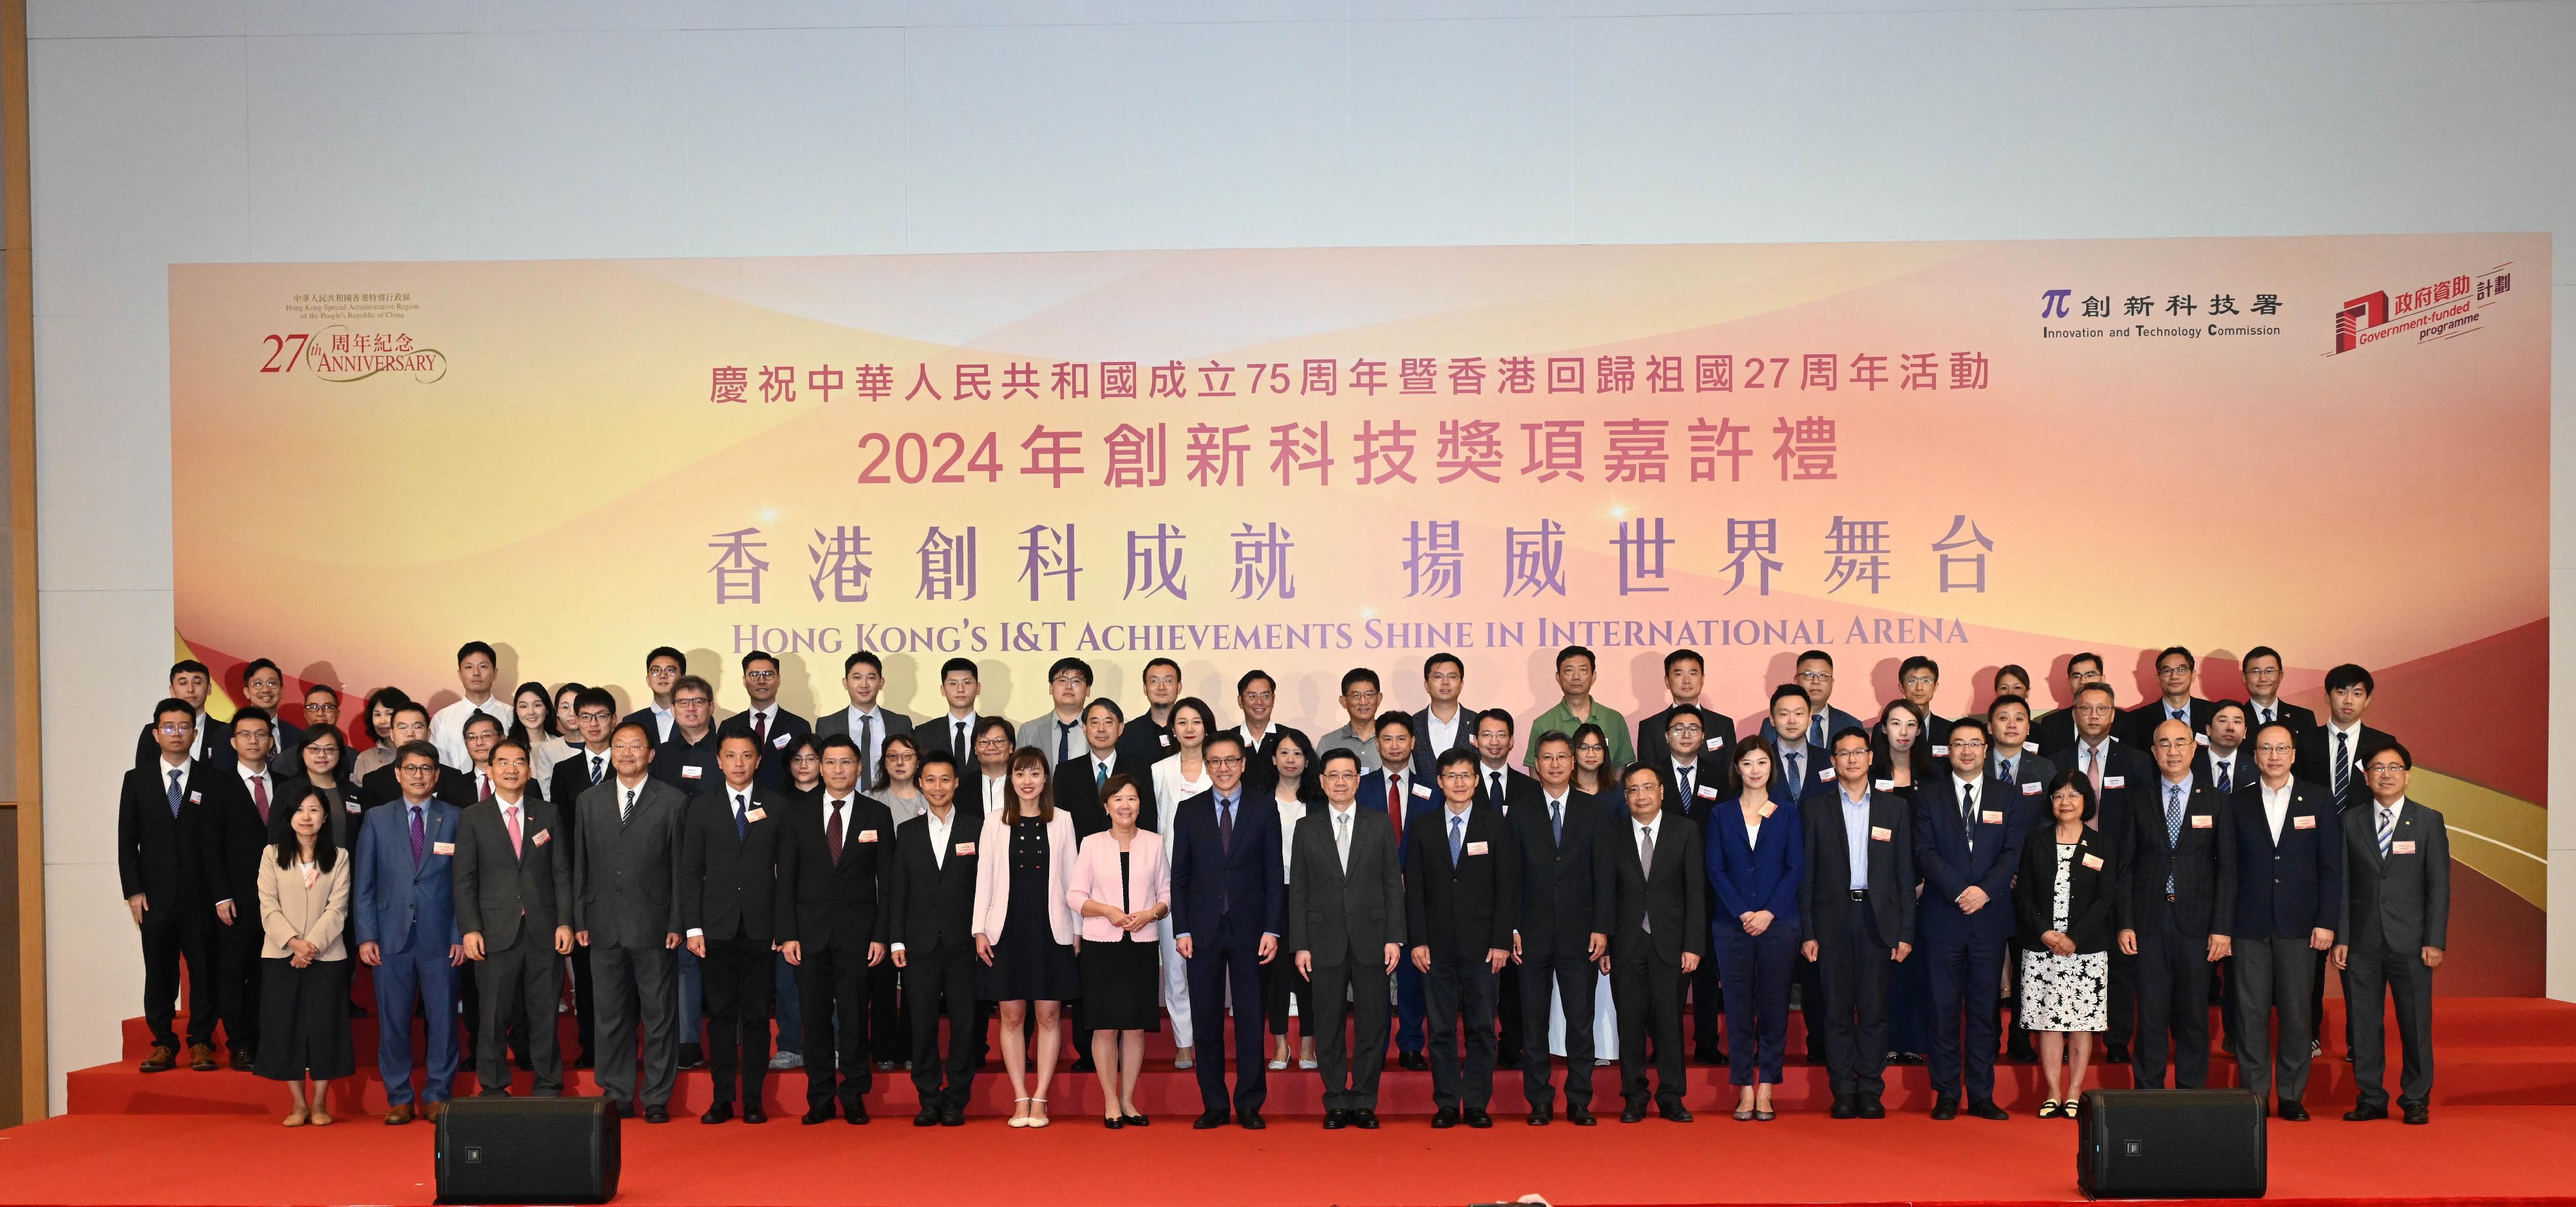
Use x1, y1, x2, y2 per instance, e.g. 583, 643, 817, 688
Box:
1357, 767, 1435, 857
1704, 794, 1804, 929
1168, 788, 1283, 948
352, 795, 463, 955
1911, 774, 2028, 945
2230, 777, 2342, 940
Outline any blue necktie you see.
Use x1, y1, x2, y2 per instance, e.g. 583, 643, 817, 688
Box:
1550, 799, 1563, 846
1998, 757, 2013, 784
408, 804, 426, 866
166, 768, 184, 818
2215, 759, 2232, 794
2376, 806, 2396, 858
1449, 813, 1465, 864
733, 792, 748, 840
1785, 750, 1802, 786
1218, 799, 1234, 853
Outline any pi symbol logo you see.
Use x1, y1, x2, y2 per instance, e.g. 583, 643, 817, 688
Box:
2040, 289, 2072, 319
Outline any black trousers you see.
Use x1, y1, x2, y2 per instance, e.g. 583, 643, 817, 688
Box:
1184, 933, 1269, 1114
795, 940, 867, 1110
211, 909, 263, 1054
1795, 947, 1828, 1061
869, 962, 909, 1062
2345, 942, 2434, 1109
904, 940, 979, 1112
569, 943, 597, 1060
1815, 899, 1893, 1099
2134, 911, 2214, 1089
1309, 953, 1391, 1112
1425, 951, 1499, 1110
1685, 956, 1723, 1056
139, 904, 214, 1050
475, 932, 564, 1095
701, 935, 774, 1107
1517, 948, 1596, 1108
2108, 948, 2137, 1047
1495, 960, 1524, 1062
1261, 953, 1313, 1039
1611, 947, 1686, 1109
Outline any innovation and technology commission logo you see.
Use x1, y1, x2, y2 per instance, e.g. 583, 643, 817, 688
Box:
2331, 263, 2515, 356
260, 292, 448, 383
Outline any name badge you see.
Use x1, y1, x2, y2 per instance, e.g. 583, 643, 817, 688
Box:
1929, 745, 1948, 757
955, 841, 976, 855
431, 841, 456, 856
1705, 737, 1725, 752
772, 733, 790, 749
1873, 778, 1895, 791
2025, 742, 2041, 754
188, 790, 202, 804
2391, 840, 2416, 855
2103, 775, 2126, 789
2020, 782, 2042, 796
1160, 734, 1173, 748
2195, 732, 2210, 746
744, 808, 766, 824
859, 829, 879, 843
681, 765, 704, 779
2292, 815, 2316, 830
531, 830, 551, 846
1757, 802, 1776, 819
1980, 810, 2003, 825
1868, 826, 1893, 841
1818, 768, 1834, 782
1412, 784, 1434, 799
2190, 814, 2215, 829
1465, 841, 1488, 856
345, 800, 362, 813
1695, 784, 1719, 800
2081, 853, 2105, 871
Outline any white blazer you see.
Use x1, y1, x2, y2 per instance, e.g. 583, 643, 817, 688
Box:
971, 807, 1078, 947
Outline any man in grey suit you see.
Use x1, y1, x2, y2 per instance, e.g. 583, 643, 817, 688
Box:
574, 721, 688, 1121
1291, 748, 1405, 1130
455, 736, 574, 1097
813, 649, 913, 785
2334, 737, 2448, 1125
1018, 656, 1094, 766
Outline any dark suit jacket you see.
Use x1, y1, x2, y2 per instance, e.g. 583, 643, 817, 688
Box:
911, 714, 1005, 763
679, 783, 788, 945
134, 715, 228, 773
1357, 768, 1434, 854
1403, 803, 1517, 957
1652, 752, 1730, 830
571, 776, 687, 949
118, 759, 220, 909
453, 794, 573, 950
196, 763, 285, 913
2296, 723, 2395, 811
2119, 697, 2220, 747
2242, 699, 2318, 738
717, 707, 813, 791
1406, 705, 1486, 783
1989, 749, 2056, 812
1506, 788, 1604, 959
1911, 774, 2030, 946
1799, 785, 1914, 948
1234, 723, 1308, 795
1168, 789, 1285, 949
2231, 778, 2342, 941
1055, 752, 1159, 841
2034, 708, 2078, 761
360, 761, 474, 810
1288, 803, 1405, 965
1705, 796, 1803, 928
2118, 777, 2238, 938
1594, 810, 1705, 965
1634, 703, 1736, 778
2193, 746, 2255, 795
1749, 738, 1834, 801
1473, 765, 1541, 816
1763, 706, 1864, 756
885, 806, 980, 956
547, 748, 613, 859
2058, 739, 2156, 846
277, 775, 365, 850
771, 792, 891, 952
618, 705, 667, 746
2015, 823, 2121, 954
2338, 797, 2449, 953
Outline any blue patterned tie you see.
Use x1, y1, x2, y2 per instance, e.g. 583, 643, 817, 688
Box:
2376, 806, 2396, 858
733, 792, 748, 840
1449, 813, 1465, 864
166, 768, 184, 818
2164, 783, 2185, 893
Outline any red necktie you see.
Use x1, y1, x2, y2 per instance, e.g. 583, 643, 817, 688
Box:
826, 801, 845, 863
251, 775, 270, 825
1388, 777, 1405, 842
479, 773, 491, 801
753, 710, 768, 749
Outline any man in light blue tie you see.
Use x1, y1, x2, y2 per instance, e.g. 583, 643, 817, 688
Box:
1406, 748, 1519, 1128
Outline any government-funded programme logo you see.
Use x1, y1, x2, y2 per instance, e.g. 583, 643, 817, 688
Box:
2330, 265, 2511, 355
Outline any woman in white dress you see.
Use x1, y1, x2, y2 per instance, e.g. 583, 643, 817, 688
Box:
2015, 771, 2120, 1119
1148, 696, 1217, 1069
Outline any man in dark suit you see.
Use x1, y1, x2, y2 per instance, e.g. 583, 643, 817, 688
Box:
573, 722, 688, 1123
1508, 730, 1605, 1125
2117, 718, 2238, 1090
2230, 721, 2338, 1119
619, 645, 687, 746
2335, 738, 2448, 1125
547, 687, 619, 1069
719, 650, 811, 791
886, 751, 980, 1126
238, 659, 307, 777
2237, 646, 2318, 738
2119, 646, 2221, 747
361, 702, 473, 808
681, 732, 791, 1123
1466, 707, 1537, 1068
2032, 651, 2111, 758
907, 656, 999, 765
120, 698, 220, 1072
647, 674, 724, 793
132, 660, 226, 770
1634, 648, 1736, 772
1057, 699, 1156, 838
1911, 716, 2024, 1119
2297, 662, 2396, 1058
1760, 683, 1835, 802
354, 741, 467, 1123
1170, 732, 1284, 1129
1651, 703, 1730, 1065
1406, 748, 1517, 1128
2195, 701, 2254, 795
813, 649, 909, 786
454, 736, 574, 1098
773, 734, 891, 1125
1803, 725, 1915, 1119
1290, 748, 1405, 1129
1357, 711, 1434, 1070
1881, 655, 1954, 752
1114, 656, 1183, 771
1759, 651, 1864, 757
1596, 763, 1705, 1122
198, 707, 283, 1070
1408, 651, 1482, 783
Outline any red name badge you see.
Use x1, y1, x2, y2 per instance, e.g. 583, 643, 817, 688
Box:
1868, 826, 1893, 841
2021, 782, 2042, 795
2293, 815, 2317, 830
431, 841, 455, 856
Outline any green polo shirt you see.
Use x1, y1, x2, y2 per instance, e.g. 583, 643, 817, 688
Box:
1522, 698, 1632, 770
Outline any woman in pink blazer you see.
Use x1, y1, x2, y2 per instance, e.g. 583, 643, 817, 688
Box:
972, 747, 1079, 1128
1068, 774, 1171, 1127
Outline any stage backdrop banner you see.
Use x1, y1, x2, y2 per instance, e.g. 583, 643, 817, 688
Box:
171, 234, 2548, 991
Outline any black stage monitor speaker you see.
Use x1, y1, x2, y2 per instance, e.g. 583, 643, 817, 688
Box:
435, 1097, 621, 1204
2078, 1088, 2266, 1199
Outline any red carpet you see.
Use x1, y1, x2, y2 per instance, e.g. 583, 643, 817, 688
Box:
3, 1105, 2573, 1207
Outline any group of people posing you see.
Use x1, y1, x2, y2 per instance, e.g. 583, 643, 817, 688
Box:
112, 640, 2448, 1130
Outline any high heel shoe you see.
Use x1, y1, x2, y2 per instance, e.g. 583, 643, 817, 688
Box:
1028, 1098, 1050, 1128
1008, 1098, 1033, 1128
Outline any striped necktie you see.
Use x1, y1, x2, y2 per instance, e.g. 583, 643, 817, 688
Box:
2376, 805, 2396, 858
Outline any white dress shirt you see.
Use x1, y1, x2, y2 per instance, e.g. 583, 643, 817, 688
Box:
2260, 780, 2294, 842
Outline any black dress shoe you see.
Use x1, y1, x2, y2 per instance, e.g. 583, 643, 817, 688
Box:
701, 1103, 734, 1125
1566, 1104, 1596, 1125
1353, 1109, 1379, 1128
643, 1105, 670, 1124
1659, 1104, 1694, 1123
1527, 1105, 1553, 1126
676, 1043, 705, 1071
743, 1107, 767, 1124
1931, 1098, 1959, 1120
1968, 1099, 2009, 1121
1830, 1095, 1858, 1119
939, 1106, 965, 1126
1195, 1109, 1230, 1130
600, 1100, 629, 1121
2402, 1103, 2430, 1125
1398, 1051, 1428, 1071
1239, 1110, 1265, 1130
913, 1109, 941, 1127
844, 1101, 870, 1125
2344, 1103, 2389, 1121
1857, 1096, 1887, 1119
229, 1049, 255, 1072
1463, 1107, 1492, 1128
2103, 1043, 2130, 1064
1323, 1108, 1349, 1129
1620, 1103, 1647, 1123
1432, 1107, 1459, 1128
2277, 1101, 2309, 1122
803, 1106, 835, 1125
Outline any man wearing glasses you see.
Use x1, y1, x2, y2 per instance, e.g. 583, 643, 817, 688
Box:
1760, 650, 1862, 755
2118, 719, 2237, 1091
1316, 667, 1387, 773
719, 650, 811, 790
2120, 647, 2219, 747
1911, 718, 2022, 1120
1407, 748, 1517, 1128
2059, 681, 2152, 1062
547, 687, 621, 1069
1017, 656, 1095, 768
361, 702, 474, 807
574, 721, 690, 1122
620, 646, 688, 745
649, 675, 724, 1073
1231, 669, 1307, 795
2334, 739, 2447, 1125
1170, 734, 1284, 1129
2230, 721, 2337, 1120
1656, 705, 1730, 1067
239, 658, 308, 775
120, 699, 219, 1072
1877, 656, 1953, 754
354, 743, 468, 1123
1524, 645, 1631, 772
2237, 647, 2318, 737
299, 683, 345, 765
1634, 649, 1734, 772
2034, 651, 2112, 759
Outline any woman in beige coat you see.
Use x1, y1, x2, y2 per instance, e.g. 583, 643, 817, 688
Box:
256, 786, 354, 1125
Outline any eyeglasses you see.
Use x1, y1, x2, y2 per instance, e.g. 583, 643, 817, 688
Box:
1948, 739, 1988, 750
398, 763, 437, 774
577, 710, 614, 722
674, 697, 710, 708
1343, 690, 1380, 704
1437, 770, 1475, 782
648, 666, 680, 677
1051, 674, 1088, 686
744, 670, 777, 681
1797, 670, 1833, 682
2157, 664, 2193, 676
975, 737, 1010, 748
1207, 756, 1245, 768
1900, 674, 1936, 688
156, 723, 193, 734
1575, 743, 1605, 752
2254, 743, 2295, 755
